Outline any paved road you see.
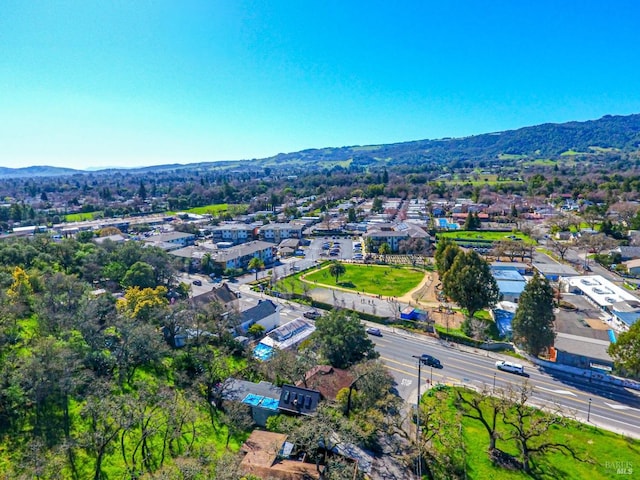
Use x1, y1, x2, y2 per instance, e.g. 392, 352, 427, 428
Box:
371, 328, 640, 438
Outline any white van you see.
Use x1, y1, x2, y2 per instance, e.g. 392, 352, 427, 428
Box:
495, 360, 525, 375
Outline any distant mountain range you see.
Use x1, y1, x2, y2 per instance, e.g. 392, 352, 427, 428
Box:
3, 113, 639, 178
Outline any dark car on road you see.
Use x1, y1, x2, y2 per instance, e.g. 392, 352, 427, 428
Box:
192, 279, 202, 286
303, 310, 321, 320
366, 327, 382, 337
420, 354, 443, 368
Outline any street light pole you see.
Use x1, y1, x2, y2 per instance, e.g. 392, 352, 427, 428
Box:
416, 359, 422, 442
412, 355, 424, 479
493, 373, 497, 390
587, 398, 592, 423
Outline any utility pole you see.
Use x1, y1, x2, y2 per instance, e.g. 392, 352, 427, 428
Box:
412, 354, 426, 479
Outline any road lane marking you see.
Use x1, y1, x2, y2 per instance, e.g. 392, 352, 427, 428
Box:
401, 379, 413, 386
604, 402, 640, 412
379, 357, 640, 423
535, 386, 577, 397
380, 356, 638, 422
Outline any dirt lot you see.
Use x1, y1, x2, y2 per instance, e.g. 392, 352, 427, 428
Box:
399, 271, 466, 330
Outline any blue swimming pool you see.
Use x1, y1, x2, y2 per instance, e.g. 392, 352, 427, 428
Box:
253, 343, 274, 361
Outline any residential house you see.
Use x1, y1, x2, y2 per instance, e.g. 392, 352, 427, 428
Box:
278, 384, 322, 416
296, 366, 354, 402
279, 238, 301, 257
258, 318, 316, 352
239, 430, 321, 480
222, 378, 282, 427
143, 231, 196, 251
93, 233, 127, 244
191, 283, 240, 314
612, 246, 640, 261
625, 259, 640, 276
238, 299, 280, 334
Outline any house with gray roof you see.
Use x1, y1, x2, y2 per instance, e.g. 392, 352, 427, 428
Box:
613, 246, 640, 261
238, 299, 280, 334
222, 378, 282, 427
143, 231, 196, 251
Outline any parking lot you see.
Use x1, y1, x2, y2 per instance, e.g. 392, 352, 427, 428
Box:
313, 236, 361, 260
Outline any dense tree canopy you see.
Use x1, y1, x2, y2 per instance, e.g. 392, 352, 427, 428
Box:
434, 238, 462, 276
442, 250, 500, 319
312, 310, 378, 369
512, 274, 556, 356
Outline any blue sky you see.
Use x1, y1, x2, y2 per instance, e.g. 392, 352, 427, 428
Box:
1, 1, 639, 169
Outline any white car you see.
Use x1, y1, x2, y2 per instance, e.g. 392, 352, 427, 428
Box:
495, 360, 526, 376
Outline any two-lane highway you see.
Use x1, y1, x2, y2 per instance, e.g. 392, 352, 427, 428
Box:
371, 329, 640, 438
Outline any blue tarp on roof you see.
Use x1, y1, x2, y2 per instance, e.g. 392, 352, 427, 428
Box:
242, 394, 263, 406
242, 394, 280, 410
260, 397, 280, 411
494, 309, 514, 338
496, 280, 526, 295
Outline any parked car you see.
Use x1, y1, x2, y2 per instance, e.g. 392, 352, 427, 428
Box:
192, 279, 202, 286
303, 310, 321, 320
420, 354, 442, 368
366, 327, 382, 337
495, 360, 527, 376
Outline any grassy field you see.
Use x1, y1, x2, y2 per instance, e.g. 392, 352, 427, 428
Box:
561, 149, 591, 156
522, 158, 556, 166
442, 173, 524, 187
302, 263, 425, 297
438, 231, 536, 244
435, 387, 640, 479
65, 212, 100, 222
183, 203, 249, 215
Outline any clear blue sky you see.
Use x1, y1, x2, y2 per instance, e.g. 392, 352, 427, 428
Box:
2, 1, 639, 169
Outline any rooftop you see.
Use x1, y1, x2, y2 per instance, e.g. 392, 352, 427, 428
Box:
240, 430, 321, 480
278, 384, 322, 416
222, 378, 282, 403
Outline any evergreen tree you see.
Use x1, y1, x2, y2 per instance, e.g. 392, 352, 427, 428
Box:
435, 237, 462, 276
312, 310, 378, 369
442, 250, 500, 320
138, 181, 147, 200
608, 322, 640, 377
512, 274, 556, 356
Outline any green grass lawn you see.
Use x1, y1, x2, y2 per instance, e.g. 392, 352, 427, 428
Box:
184, 203, 249, 215
437, 387, 640, 479
65, 212, 101, 222
438, 231, 536, 245
302, 263, 425, 297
